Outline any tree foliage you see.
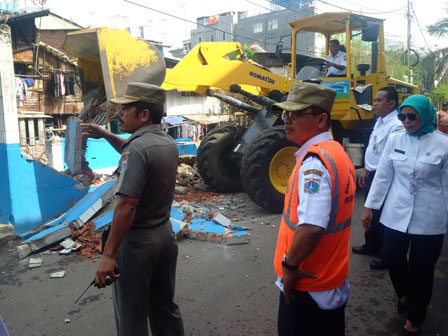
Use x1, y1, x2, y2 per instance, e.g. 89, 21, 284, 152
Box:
227, 44, 257, 62
429, 82, 448, 107
427, 8, 448, 83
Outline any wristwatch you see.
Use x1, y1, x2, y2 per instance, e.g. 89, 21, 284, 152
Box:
281, 254, 299, 271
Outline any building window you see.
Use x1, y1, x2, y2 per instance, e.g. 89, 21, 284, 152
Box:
253, 22, 263, 33
199, 37, 202, 43
223, 32, 226, 40
211, 36, 214, 42
139, 26, 144, 38
268, 19, 278, 31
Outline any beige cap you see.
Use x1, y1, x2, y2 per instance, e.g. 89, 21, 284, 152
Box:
110, 82, 166, 106
272, 82, 337, 113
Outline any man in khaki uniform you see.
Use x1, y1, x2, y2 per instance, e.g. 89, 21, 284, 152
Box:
82, 82, 184, 336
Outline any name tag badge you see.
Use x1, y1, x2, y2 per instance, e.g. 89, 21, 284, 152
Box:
372, 136, 377, 153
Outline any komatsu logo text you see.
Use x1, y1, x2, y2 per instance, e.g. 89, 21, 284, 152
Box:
249, 71, 275, 84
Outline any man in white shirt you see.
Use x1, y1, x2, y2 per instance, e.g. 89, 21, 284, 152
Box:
272, 82, 356, 336
352, 87, 402, 270
325, 40, 346, 77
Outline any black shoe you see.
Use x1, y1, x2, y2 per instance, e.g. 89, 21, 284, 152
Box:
369, 258, 387, 270
352, 244, 378, 256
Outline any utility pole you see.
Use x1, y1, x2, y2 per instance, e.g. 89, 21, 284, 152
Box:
407, 0, 412, 83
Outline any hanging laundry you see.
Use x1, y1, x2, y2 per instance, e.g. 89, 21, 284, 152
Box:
15, 77, 27, 106
68, 74, 76, 95
23, 78, 34, 87
59, 73, 66, 96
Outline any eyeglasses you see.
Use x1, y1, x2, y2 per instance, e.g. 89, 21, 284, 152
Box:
397, 113, 418, 121
282, 111, 322, 121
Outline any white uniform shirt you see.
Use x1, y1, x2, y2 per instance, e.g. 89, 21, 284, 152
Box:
325, 51, 346, 77
365, 131, 448, 235
364, 110, 403, 172
292, 131, 350, 309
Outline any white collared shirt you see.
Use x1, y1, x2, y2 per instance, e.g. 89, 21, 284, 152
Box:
364, 110, 403, 172
365, 131, 448, 235
295, 132, 333, 229
325, 51, 346, 77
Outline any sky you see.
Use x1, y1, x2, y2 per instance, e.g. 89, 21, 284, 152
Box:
16, 0, 448, 52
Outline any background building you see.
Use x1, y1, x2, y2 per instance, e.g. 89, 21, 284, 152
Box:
175, 2, 316, 59
190, 11, 235, 49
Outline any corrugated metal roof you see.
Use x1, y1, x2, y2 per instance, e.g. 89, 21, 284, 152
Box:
0, 9, 50, 24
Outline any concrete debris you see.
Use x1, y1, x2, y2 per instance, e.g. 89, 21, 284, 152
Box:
28, 257, 43, 268
0, 223, 14, 240
64, 319, 71, 323
17, 179, 252, 257
59, 248, 73, 255
71, 222, 102, 260
174, 186, 187, 195
17, 244, 33, 259
213, 213, 231, 228
176, 163, 210, 192
50, 271, 66, 278
60, 238, 75, 249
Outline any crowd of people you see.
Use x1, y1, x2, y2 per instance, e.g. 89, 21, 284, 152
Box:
80, 77, 446, 336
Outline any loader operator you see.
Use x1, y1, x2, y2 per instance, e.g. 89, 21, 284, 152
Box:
82, 82, 184, 336
325, 40, 347, 77
272, 82, 356, 336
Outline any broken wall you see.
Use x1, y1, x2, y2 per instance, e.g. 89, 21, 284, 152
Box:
0, 25, 90, 236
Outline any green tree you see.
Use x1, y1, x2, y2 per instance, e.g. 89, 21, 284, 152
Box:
427, 8, 448, 83
227, 44, 257, 62
429, 82, 448, 107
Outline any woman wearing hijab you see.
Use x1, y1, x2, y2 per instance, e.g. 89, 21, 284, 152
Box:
361, 94, 448, 335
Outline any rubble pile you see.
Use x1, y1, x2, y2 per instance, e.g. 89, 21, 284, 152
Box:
70, 222, 102, 260
175, 186, 220, 204
48, 222, 103, 261
175, 163, 210, 194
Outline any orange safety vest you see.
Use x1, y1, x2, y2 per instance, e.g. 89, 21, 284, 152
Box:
273, 140, 356, 292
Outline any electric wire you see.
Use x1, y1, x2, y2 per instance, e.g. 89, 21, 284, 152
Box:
122, 0, 279, 47
315, 0, 407, 15
340, 0, 407, 15
247, 0, 318, 17
411, 2, 435, 54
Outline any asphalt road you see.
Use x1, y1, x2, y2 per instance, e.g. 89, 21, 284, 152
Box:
0, 190, 447, 336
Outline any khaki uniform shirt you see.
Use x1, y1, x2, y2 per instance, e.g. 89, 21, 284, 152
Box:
116, 124, 179, 229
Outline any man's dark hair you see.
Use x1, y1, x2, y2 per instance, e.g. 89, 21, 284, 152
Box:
135, 101, 164, 124
378, 86, 398, 108
329, 39, 340, 46
442, 102, 448, 107
311, 105, 331, 128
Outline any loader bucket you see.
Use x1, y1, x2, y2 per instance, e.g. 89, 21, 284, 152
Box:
62, 27, 166, 100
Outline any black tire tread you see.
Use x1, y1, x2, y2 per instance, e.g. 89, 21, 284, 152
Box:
197, 125, 245, 193
241, 125, 299, 213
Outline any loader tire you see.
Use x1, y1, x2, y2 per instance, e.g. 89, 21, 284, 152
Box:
241, 126, 299, 213
197, 125, 245, 193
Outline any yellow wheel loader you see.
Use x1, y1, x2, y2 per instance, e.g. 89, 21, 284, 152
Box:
63, 12, 419, 213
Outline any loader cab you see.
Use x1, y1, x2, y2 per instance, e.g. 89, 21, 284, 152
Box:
289, 12, 385, 131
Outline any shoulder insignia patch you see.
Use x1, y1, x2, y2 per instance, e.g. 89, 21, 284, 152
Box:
304, 178, 320, 194
303, 169, 324, 176
120, 152, 129, 172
